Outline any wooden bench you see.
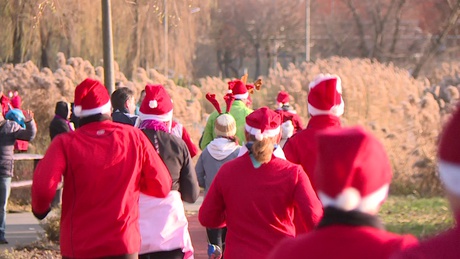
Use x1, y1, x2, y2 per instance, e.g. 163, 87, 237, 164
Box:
11, 153, 43, 188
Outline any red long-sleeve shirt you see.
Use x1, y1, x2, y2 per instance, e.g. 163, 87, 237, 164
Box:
199, 153, 323, 258
32, 120, 172, 258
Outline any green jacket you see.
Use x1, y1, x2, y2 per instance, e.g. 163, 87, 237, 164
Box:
200, 100, 253, 150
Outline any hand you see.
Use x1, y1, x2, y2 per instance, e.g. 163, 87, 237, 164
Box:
23, 110, 34, 122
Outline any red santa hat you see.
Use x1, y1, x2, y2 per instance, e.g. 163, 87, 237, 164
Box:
9, 91, 22, 109
308, 74, 344, 117
315, 126, 392, 212
138, 84, 173, 122
276, 91, 290, 105
73, 78, 111, 117
438, 105, 460, 196
245, 107, 282, 141
228, 80, 249, 100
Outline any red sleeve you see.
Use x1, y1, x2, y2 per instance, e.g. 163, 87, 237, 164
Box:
181, 127, 199, 158
283, 139, 300, 164
32, 136, 67, 215
198, 169, 226, 228
139, 132, 172, 198
292, 167, 323, 233
293, 115, 303, 132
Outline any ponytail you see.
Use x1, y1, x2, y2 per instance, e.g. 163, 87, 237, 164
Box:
250, 137, 276, 164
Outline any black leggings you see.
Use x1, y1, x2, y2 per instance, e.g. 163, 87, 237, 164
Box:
138, 248, 184, 259
206, 227, 227, 249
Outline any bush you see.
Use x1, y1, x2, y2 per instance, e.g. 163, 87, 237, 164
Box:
2, 55, 460, 197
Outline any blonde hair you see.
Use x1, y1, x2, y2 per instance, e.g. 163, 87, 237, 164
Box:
246, 134, 276, 164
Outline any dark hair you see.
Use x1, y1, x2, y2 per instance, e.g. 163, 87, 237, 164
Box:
111, 87, 134, 111
0, 84, 3, 94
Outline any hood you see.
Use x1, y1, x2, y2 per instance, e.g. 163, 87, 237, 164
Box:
55, 101, 70, 119
207, 138, 240, 160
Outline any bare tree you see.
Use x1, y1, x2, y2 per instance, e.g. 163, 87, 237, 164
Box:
412, 0, 460, 78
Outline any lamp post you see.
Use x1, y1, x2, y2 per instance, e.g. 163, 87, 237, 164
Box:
102, 0, 115, 93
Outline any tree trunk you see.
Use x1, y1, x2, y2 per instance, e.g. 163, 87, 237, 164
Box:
13, 17, 24, 64
254, 43, 261, 78
125, 0, 140, 80
39, 23, 51, 68
345, 0, 369, 57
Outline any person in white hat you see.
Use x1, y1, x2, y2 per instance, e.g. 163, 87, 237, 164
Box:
199, 107, 322, 259
392, 104, 460, 259
31, 78, 172, 259
268, 126, 418, 259
195, 93, 241, 258
137, 84, 200, 259
199, 79, 253, 150
283, 74, 344, 191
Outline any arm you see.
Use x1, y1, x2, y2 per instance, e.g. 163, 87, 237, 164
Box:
14, 119, 37, 141
181, 126, 199, 158
199, 113, 216, 150
139, 133, 172, 198
293, 115, 303, 132
293, 167, 323, 233
198, 169, 226, 228
31, 137, 67, 219
179, 146, 200, 203
195, 153, 206, 189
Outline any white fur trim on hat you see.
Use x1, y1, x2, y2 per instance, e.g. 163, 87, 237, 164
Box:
75, 101, 112, 117
138, 110, 173, 122
245, 124, 280, 141
439, 161, 460, 196
308, 97, 345, 117
233, 92, 249, 100
309, 74, 343, 93
318, 184, 389, 213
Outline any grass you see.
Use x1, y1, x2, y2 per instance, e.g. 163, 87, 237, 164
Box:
380, 195, 454, 240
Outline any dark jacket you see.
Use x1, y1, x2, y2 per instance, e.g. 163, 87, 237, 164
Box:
49, 101, 72, 140
142, 129, 200, 203
0, 119, 37, 177
112, 109, 138, 126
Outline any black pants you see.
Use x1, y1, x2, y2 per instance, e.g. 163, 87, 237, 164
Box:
206, 227, 227, 249
138, 248, 184, 259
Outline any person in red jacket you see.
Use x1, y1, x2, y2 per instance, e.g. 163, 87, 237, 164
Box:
31, 78, 172, 259
283, 74, 344, 191
268, 126, 418, 259
199, 107, 322, 259
7, 91, 29, 152
275, 90, 303, 133
0, 85, 9, 117
392, 103, 460, 259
